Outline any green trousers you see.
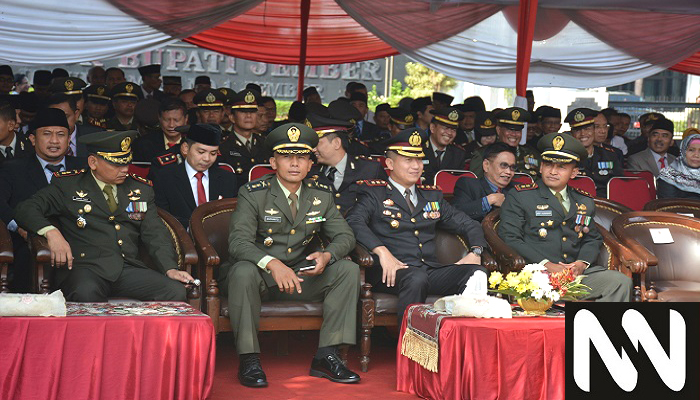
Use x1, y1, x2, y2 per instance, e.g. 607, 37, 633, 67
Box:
221, 259, 360, 354
581, 265, 633, 302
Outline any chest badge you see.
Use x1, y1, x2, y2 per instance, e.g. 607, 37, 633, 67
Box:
312, 197, 322, 206
538, 228, 548, 238
390, 220, 400, 229
265, 208, 279, 215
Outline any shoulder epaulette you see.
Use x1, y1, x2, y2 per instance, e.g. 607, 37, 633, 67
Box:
306, 179, 332, 192
53, 168, 86, 178
515, 182, 538, 191
355, 155, 381, 163
357, 179, 387, 187
602, 146, 616, 153
417, 184, 440, 191
572, 187, 592, 197
129, 174, 153, 186
156, 153, 178, 166
244, 179, 271, 192
353, 139, 369, 148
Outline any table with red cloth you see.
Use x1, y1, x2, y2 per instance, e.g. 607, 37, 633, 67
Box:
0, 302, 216, 400
397, 306, 565, 400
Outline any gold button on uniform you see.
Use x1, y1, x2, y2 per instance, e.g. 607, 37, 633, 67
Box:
562, 221, 566, 225
290, 229, 296, 235
109, 216, 115, 221
117, 239, 123, 245
115, 224, 121, 231
562, 237, 567, 242
563, 253, 568, 258
414, 230, 419, 236
336, 205, 341, 210
287, 248, 292, 253
410, 218, 416, 223
419, 243, 423, 248
335, 193, 340, 198
268, 228, 273, 234
80, 253, 85, 258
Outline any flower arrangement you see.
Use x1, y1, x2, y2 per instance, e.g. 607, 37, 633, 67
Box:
488, 264, 590, 312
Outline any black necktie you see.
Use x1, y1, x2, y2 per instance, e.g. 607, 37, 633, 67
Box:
326, 166, 337, 183
404, 190, 415, 213
435, 150, 445, 169
4, 146, 13, 159
45, 164, 63, 173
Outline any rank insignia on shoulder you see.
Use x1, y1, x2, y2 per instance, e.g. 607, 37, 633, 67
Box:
515, 183, 538, 191
245, 180, 271, 192
129, 174, 153, 186
308, 180, 331, 192
417, 184, 439, 191
156, 153, 178, 166
358, 179, 387, 186
53, 169, 85, 178
572, 187, 592, 197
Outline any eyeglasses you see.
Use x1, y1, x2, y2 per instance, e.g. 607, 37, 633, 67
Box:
498, 162, 517, 171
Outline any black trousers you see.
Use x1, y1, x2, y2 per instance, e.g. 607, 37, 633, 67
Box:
59, 265, 187, 302
367, 263, 487, 323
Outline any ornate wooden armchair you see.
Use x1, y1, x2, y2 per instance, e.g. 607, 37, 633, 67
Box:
0, 222, 12, 293
611, 212, 700, 302
29, 208, 200, 308
188, 198, 358, 362
644, 198, 700, 218
350, 230, 498, 372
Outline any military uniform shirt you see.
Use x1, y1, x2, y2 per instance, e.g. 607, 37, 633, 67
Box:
257, 178, 302, 270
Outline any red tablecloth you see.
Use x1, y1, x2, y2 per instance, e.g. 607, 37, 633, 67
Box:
0, 302, 216, 400
397, 314, 565, 400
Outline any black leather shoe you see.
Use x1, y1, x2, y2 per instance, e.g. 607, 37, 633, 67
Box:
238, 355, 268, 388
309, 354, 361, 383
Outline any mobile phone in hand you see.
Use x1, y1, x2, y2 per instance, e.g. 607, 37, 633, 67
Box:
298, 265, 316, 272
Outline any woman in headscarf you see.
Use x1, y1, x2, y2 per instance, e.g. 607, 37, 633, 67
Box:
658, 133, 700, 199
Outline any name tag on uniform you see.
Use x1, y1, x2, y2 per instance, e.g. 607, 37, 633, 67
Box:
264, 216, 282, 223
535, 210, 553, 217
72, 196, 91, 202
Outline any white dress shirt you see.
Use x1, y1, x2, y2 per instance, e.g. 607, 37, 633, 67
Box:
185, 161, 209, 204
325, 153, 347, 190
389, 176, 417, 207
0, 134, 17, 157
37, 155, 66, 184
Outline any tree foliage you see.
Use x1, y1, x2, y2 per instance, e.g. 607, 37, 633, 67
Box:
403, 62, 456, 97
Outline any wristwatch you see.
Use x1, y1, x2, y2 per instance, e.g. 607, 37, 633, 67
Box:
470, 246, 484, 256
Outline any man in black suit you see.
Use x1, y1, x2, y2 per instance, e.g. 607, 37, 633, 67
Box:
308, 114, 387, 215
133, 98, 188, 164
0, 108, 86, 291
138, 64, 166, 101
349, 92, 381, 142
326, 100, 372, 157
153, 124, 238, 228
422, 107, 468, 184
0, 101, 32, 165
453, 142, 516, 222
48, 93, 102, 158
219, 90, 270, 184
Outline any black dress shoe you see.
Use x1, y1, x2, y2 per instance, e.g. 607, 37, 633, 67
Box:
238, 355, 268, 388
309, 354, 361, 383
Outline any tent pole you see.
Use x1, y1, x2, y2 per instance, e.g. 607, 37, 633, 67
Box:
515, 0, 538, 98
297, 0, 311, 101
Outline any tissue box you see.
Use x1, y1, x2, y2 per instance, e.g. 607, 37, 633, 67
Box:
0, 290, 67, 317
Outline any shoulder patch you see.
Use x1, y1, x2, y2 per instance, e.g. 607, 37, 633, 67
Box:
572, 187, 593, 197
357, 179, 387, 187
515, 182, 538, 191
156, 153, 178, 166
129, 174, 153, 186
244, 179, 271, 193
53, 168, 86, 178
417, 184, 440, 191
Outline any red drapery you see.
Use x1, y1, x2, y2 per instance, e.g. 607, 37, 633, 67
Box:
515, 0, 538, 97
673, 53, 700, 76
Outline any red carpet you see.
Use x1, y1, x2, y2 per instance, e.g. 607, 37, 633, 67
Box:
209, 330, 414, 399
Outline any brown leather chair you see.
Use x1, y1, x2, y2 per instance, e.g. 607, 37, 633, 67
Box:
593, 198, 632, 231
189, 198, 360, 362
350, 229, 498, 372
0, 222, 12, 293
29, 208, 200, 307
482, 208, 647, 300
644, 198, 700, 218
611, 212, 700, 302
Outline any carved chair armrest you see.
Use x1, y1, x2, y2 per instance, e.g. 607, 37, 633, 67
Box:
350, 243, 375, 268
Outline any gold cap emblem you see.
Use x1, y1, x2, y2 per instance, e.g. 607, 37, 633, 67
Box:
206, 93, 216, 103
64, 80, 74, 91
648, 114, 659, 121
97, 87, 105, 95
125, 83, 133, 93
405, 114, 414, 123
287, 126, 300, 143
512, 109, 520, 121
553, 135, 564, 151
574, 111, 584, 122
409, 131, 422, 146
448, 110, 459, 121
244, 91, 255, 104
121, 137, 132, 152
304, 119, 313, 128
484, 119, 493, 127
220, 89, 228, 95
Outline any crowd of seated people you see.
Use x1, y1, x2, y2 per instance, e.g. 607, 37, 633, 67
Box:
1, 62, 698, 387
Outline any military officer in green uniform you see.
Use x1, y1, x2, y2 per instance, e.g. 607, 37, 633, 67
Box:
470, 107, 540, 178
219, 123, 361, 388
498, 132, 634, 302
14, 130, 193, 302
